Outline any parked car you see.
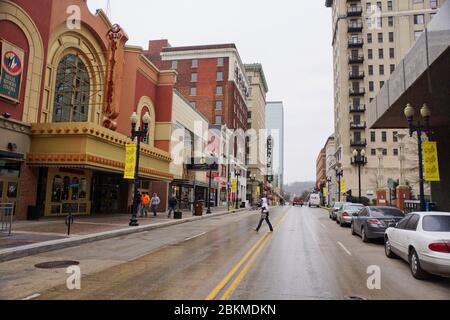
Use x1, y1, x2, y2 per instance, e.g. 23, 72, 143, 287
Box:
308, 193, 321, 208
293, 197, 304, 207
384, 212, 450, 279
351, 206, 405, 242
336, 203, 364, 227
330, 202, 347, 220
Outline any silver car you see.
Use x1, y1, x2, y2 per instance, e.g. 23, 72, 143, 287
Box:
336, 203, 364, 227
330, 202, 349, 220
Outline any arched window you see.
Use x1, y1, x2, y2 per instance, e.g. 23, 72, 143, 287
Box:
53, 54, 90, 122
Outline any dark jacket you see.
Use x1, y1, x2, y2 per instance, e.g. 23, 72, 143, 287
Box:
168, 197, 178, 207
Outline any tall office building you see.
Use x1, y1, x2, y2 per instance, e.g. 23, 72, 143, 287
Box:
325, 0, 444, 199
266, 101, 285, 201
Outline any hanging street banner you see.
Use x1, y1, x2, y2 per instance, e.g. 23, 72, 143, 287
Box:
323, 187, 328, 197
231, 179, 237, 193
0, 40, 25, 102
423, 141, 440, 182
124, 143, 137, 179
340, 179, 346, 193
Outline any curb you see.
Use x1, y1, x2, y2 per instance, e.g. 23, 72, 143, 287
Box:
0, 208, 247, 263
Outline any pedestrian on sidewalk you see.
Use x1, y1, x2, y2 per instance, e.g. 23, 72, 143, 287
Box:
151, 193, 161, 217
168, 194, 177, 218
141, 192, 150, 217
255, 196, 273, 232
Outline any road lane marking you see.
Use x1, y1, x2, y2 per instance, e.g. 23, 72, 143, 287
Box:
219, 211, 290, 300
205, 207, 290, 300
22, 293, 41, 300
320, 223, 327, 229
183, 232, 207, 242
338, 241, 352, 256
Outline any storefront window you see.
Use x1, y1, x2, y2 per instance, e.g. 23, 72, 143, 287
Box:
0, 181, 3, 198
79, 178, 87, 199
53, 54, 90, 123
62, 176, 70, 200
71, 177, 79, 200
7, 182, 17, 198
52, 175, 62, 202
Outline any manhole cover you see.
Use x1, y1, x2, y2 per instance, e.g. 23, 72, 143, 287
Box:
35, 260, 79, 269
345, 295, 367, 300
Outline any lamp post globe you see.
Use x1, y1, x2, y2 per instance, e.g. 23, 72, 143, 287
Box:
404, 103, 415, 119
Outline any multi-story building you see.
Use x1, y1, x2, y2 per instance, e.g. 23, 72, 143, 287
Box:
325, 0, 444, 200
316, 148, 326, 189
324, 135, 337, 204
145, 40, 251, 207
244, 63, 269, 205
266, 101, 285, 203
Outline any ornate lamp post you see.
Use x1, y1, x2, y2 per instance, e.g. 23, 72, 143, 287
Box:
129, 111, 151, 227
404, 103, 432, 211
235, 169, 241, 209
249, 173, 257, 206
326, 176, 332, 207
335, 164, 343, 202
351, 149, 368, 203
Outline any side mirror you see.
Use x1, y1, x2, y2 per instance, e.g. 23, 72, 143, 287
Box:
388, 222, 397, 228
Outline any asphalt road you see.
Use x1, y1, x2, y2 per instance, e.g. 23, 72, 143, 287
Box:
0, 206, 449, 300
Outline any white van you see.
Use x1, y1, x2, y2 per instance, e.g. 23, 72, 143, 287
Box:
308, 193, 321, 208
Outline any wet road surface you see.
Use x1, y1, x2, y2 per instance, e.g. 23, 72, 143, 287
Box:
0, 206, 449, 300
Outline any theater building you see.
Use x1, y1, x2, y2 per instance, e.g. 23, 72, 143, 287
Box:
0, 0, 176, 219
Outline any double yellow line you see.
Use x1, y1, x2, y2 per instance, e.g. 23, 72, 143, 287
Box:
205, 207, 290, 300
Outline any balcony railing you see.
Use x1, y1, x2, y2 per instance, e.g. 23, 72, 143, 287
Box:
350, 121, 367, 129
348, 22, 363, 32
350, 139, 367, 147
349, 54, 364, 64
349, 70, 365, 80
348, 38, 364, 48
347, 6, 363, 17
349, 88, 366, 96
349, 105, 366, 112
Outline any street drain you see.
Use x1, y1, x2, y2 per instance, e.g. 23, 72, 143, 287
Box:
35, 260, 80, 269
345, 295, 367, 300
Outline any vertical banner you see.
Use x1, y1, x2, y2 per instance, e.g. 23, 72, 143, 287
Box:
423, 141, 440, 182
340, 179, 346, 193
231, 179, 237, 193
0, 40, 25, 102
323, 187, 328, 198
124, 143, 137, 179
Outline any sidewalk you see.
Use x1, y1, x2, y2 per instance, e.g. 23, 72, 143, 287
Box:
0, 206, 247, 263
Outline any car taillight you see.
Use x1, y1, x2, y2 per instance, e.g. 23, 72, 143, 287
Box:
342, 212, 349, 217
367, 219, 382, 225
429, 243, 450, 253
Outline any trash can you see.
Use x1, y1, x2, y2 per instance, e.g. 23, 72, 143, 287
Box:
194, 201, 203, 216
27, 206, 40, 220
174, 211, 182, 219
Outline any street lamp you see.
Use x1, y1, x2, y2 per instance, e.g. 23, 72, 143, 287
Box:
249, 173, 256, 206
326, 176, 332, 207
395, 132, 407, 186
335, 164, 343, 202
129, 111, 151, 227
235, 169, 241, 209
351, 149, 368, 203
404, 103, 432, 211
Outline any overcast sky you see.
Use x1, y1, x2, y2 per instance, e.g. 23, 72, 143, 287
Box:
87, 0, 334, 183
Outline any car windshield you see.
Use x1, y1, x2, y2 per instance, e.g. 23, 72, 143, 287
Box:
370, 207, 404, 218
422, 215, 450, 232
345, 205, 363, 212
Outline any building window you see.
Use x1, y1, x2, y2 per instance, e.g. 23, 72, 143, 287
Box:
378, 32, 383, 43
377, 1, 382, 11
368, 65, 374, 75
390, 64, 395, 73
393, 131, 398, 142
389, 48, 395, 59
369, 81, 374, 92
190, 101, 196, 108
387, 1, 393, 11
190, 87, 197, 96
382, 131, 387, 142
216, 86, 223, 95
217, 57, 224, 66
430, 0, 438, 9
53, 54, 90, 123
393, 149, 399, 156
379, 65, 385, 75
383, 149, 388, 156
414, 14, 425, 25
368, 49, 373, 59
217, 72, 223, 81
367, 33, 372, 43
388, 16, 394, 27
379, 48, 384, 59
371, 149, 376, 156
215, 101, 223, 110
371, 131, 376, 142
389, 32, 394, 42
191, 59, 198, 68
171, 60, 177, 69
380, 81, 385, 88
191, 73, 198, 82
215, 116, 222, 125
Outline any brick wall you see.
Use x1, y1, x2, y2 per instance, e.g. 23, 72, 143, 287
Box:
16, 164, 38, 220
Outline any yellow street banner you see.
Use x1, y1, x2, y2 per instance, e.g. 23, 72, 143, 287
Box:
124, 143, 137, 179
340, 179, 346, 193
256, 186, 260, 198
423, 141, 440, 182
323, 187, 328, 197
231, 179, 237, 192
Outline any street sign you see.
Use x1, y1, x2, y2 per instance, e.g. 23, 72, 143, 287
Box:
124, 143, 136, 179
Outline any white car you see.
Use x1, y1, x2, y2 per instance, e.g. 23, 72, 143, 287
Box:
384, 212, 450, 279
308, 194, 321, 208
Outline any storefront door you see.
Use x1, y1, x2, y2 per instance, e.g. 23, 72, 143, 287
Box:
0, 161, 20, 213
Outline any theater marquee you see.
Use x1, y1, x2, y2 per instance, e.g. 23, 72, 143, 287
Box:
0, 40, 25, 103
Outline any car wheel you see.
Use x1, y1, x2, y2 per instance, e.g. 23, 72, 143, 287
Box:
351, 223, 357, 235
409, 249, 428, 280
340, 220, 346, 227
361, 227, 369, 243
336, 218, 340, 224
384, 236, 397, 259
